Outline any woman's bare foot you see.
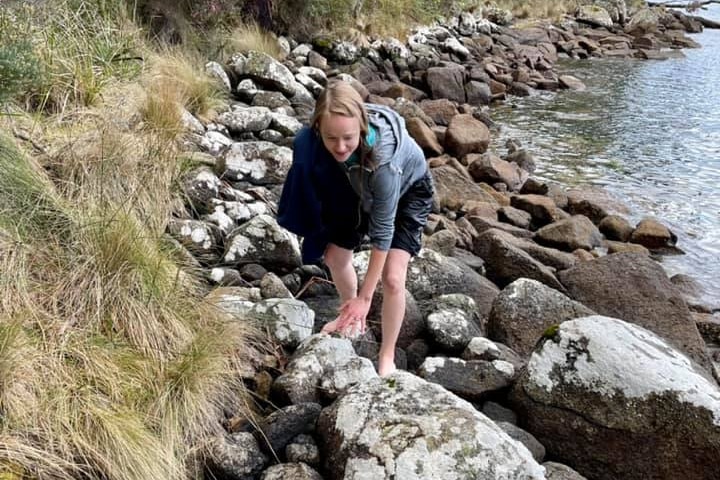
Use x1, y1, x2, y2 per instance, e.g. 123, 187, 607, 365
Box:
378, 354, 396, 377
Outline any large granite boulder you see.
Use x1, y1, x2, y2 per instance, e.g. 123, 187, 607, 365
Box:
511, 315, 720, 480
558, 253, 713, 375
317, 371, 546, 480
223, 214, 301, 271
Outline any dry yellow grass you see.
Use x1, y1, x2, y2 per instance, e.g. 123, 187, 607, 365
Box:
139, 52, 227, 139
223, 22, 287, 60
0, 86, 258, 480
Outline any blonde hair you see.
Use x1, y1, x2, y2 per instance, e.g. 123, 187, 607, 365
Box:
312, 81, 375, 167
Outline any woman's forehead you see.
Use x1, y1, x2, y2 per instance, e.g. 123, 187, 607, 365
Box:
320, 113, 360, 134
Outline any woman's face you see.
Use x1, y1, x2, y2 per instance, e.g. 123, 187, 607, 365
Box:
319, 113, 361, 163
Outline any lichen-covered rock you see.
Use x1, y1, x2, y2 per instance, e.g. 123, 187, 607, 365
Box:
272, 335, 375, 404
418, 357, 516, 400
488, 278, 594, 358
406, 248, 500, 319
182, 167, 221, 214
207, 432, 267, 480
250, 298, 314, 348
166, 219, 219, 264
426, 294, 483, 352
286, 434, 320, 466
260, 463, 323, 480
576, 5, 614, 29
217, 106, 273, 133
558, 253, 713, 374
216, 141, 292, 185
317, 371, 546, 480
223, 214, 301, 270
241, 51, 298, 96
205, 61, 231, 91
511, 315, 720, 480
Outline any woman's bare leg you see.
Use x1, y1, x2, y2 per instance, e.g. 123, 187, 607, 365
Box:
321, 243, 357, 333
378, 248, 411, 376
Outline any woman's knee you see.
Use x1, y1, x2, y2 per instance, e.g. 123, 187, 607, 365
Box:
382, 268, 406, 295
324, 244, 352, 270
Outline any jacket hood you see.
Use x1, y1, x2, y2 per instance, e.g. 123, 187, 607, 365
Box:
366, 104, 407, 167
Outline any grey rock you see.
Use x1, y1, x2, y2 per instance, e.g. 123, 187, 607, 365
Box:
317, 371, 546, 480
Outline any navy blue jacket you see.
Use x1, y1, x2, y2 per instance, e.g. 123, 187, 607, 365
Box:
277, 127, 359, 264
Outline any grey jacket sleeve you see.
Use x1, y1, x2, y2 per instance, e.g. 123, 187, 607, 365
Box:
368, 163, 402, 251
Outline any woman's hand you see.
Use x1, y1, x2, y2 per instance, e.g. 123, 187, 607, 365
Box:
335, 296, 371, 336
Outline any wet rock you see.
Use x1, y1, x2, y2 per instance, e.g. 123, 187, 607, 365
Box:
629, 217, 678, 251
604, 240, 649, 255
598, 214, 633, 242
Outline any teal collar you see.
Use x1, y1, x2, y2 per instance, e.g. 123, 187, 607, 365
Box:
345, 125, 377, 168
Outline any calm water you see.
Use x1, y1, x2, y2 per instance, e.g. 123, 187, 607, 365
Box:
491, 5, 720, 301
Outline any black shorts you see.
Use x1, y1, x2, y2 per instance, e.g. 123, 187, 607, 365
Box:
327, 172, 434, 256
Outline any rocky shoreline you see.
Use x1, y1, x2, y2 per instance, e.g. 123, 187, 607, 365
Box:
169, 3, 720, 479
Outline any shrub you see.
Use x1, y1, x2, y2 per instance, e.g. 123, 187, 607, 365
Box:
0, 8, 44, 105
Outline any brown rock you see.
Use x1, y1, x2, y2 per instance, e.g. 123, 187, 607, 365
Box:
444, 114, 491, 158
630, 218, 678, 250
599, 214, 634, 242
405, 117, 443, 156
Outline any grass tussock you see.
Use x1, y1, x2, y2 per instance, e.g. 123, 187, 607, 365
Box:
2, 0, 144, 116
140, 52, 228, 138
223, 22, 287, 60
0, 107, 258, 479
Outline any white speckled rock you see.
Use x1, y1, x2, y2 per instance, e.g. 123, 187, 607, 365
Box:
269, 112, 303, 136
250, 298, 314, 348
205, 61, 231, 91
512, 315, 720, 480
426, 294, 483, 352
317, 371, 546, 480
166, 219, 219, 264
216, 141, 292, 185
406, 248, 499, 319
272, 335, 369, 404
223, 214, 301, 270
240, 51, 298, 96
217, 106, 273, 133
182, 167, 221, 214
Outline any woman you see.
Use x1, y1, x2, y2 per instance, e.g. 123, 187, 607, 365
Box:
278, 81, 433, 376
